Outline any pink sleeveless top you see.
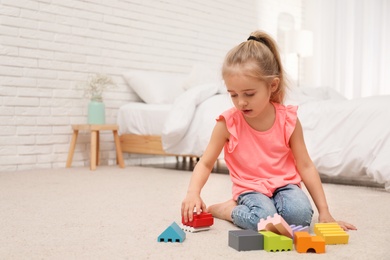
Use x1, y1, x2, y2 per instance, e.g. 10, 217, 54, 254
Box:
217, 102, 302, 200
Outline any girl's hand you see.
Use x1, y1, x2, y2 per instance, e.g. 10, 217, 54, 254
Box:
334, 220, 357, 231
318, 212, 357, 231
181, 192, 207, 223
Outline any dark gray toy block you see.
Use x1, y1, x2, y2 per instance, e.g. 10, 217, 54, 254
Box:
228, 230, 264, 251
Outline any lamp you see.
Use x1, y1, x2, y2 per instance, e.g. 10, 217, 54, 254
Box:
285, 30, 313, 87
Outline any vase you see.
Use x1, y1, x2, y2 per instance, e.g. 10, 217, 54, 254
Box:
88, 100, 105, 124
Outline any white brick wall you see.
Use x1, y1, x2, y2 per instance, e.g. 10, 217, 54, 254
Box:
0, 0, 258, 171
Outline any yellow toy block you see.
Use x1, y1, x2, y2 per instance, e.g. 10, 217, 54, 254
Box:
259, 231, 293, 252
314, 223, 349, 244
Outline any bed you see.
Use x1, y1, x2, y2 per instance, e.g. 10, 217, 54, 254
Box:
117, 102, 173, 155
118, 69, 390, 191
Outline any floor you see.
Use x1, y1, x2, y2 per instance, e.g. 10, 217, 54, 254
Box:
144, 157, 384, 189
146, 157, 228, 174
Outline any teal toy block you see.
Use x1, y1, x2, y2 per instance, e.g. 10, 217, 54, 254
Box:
228, 230, 264, 251
158, 221, 186, 243
259, 231, 293, 252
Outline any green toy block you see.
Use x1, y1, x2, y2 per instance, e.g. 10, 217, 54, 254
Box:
259, 231, 293, 252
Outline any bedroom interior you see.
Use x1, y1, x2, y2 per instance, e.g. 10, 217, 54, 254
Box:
0, 0, 389, 258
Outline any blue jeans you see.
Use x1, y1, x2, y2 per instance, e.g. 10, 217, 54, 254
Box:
231, 184, 313, 231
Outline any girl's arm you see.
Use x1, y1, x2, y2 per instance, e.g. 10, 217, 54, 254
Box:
289, 119, 357, 231
181, 119, 229, 223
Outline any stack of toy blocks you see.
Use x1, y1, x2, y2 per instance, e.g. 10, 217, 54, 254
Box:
228, 214, 350, 254
257, 213, 293, 252
228, 213, 296, 252
257, 213, 294, 238
181, 212, 214, 232
314, 223, 349, 244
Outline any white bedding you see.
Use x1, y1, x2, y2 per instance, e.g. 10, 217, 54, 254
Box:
299, 96, 390, 190
160, 86, 390, 190
117, 80, 390, 190
117, 102, 172, 135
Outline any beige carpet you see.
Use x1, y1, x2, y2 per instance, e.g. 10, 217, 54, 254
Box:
0, 166, 389, 259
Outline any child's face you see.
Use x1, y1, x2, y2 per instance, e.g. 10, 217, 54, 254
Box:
225, 74, 276, 119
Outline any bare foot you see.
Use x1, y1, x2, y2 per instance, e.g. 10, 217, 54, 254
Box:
207, 199, 237, 222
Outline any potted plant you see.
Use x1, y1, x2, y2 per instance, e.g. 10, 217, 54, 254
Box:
81, 73, 115, 124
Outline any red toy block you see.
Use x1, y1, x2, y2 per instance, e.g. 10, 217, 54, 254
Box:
294, 231, 325, 254
182, 212, 214, 228
257, 213, 293, 238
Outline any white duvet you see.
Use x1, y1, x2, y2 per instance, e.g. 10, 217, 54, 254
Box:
161, 85, 390, 190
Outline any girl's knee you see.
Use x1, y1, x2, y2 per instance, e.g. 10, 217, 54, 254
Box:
232, 213, 262, 231
274, 184, 313, 226
282, 204, 313, 227
232, 205, 277, 231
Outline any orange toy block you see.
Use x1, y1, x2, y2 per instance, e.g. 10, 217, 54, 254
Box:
294, 231, 325, 253
314, 223, 349, 244
257, 213, 293, 238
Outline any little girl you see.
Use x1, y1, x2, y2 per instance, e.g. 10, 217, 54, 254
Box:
181, 30, 357, 231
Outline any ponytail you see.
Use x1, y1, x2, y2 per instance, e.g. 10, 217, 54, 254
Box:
222, 30, 287, 103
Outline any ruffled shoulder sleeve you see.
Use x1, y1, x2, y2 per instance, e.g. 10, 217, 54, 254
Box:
284, 104, 298, 145
216, 107, 239, 153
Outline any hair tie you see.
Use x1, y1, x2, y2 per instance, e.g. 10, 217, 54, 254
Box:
247, 35, 267, 45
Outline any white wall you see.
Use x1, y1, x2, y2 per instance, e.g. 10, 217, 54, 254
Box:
0, 0, 258, 171
257, 0, 302, 38
256, 0, 305, 86
303, 0, 390, 98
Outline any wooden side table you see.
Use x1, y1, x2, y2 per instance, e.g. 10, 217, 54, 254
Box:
66, 124, 125, 170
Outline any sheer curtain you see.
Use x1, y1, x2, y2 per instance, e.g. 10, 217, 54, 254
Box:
304, 0, 390, 99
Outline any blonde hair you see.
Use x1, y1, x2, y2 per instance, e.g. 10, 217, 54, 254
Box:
222, 30, 286, 103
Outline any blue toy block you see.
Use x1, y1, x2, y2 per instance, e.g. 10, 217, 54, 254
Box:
158, 221, 186, 243
228, 230, 264, 251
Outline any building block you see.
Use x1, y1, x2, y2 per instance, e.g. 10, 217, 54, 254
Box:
157, 222, 186, 243
180, 225, 211, 233
181, 212, 214, 228
314, 223, 349, 244
290, 224, 310, 233
294, 231, 326, 253
228, 230, 264, 251
259, 231, 293, 252
257, 213, 293, 238
181, 212, 214, 232
290, 224, 310, 241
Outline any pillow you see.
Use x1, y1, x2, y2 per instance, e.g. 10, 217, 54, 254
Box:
182, 62, 223, 91
285, 86, 346, 105
162, 82, 219, 150
123, 70, 186, 104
